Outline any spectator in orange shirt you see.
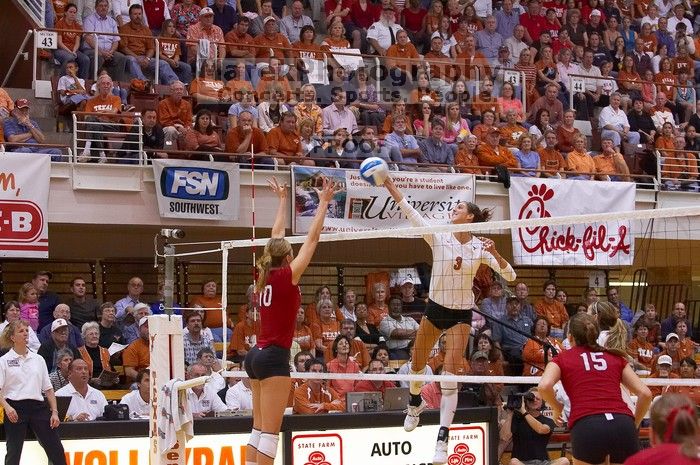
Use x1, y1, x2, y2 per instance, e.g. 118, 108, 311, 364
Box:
188, 280, 232, 341
186, 7, 226, 67
123, 316, 150, 381
54, 3, 90, 79
455, 134, 483, 174
534, 280, 568, 339
120, 4, 179, 84
353, 359, 397, 393
311, 299, 341, 356
326, 335, 362, 396
253, 16, 292, 60
661, 132, 699, 191
627, 323, 654, 370
323, 319, 371, 369
537, 131, 567, 177
367, 282, 388, 327
225, 17, 255, 60
293, 358, 345, 413
385, 29, 420, 86
267, 112, 309, 164
475, 127, 518, 169
224, 110, 272, 164
293, 307, 314, 353
182, 109, 223, 153
157, 80, 193, 148
566, 134, 596, 180
521, 317, 563, 376
79, 73, 124, 163
158, 20, 193, 84
230, 309, 259, 362
593, 137, 631, 182
189, 60, 231, 113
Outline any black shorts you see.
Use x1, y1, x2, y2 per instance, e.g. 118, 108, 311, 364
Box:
244, 345, 291, 380
571, 414, 639, 464
424, 300, 473, 331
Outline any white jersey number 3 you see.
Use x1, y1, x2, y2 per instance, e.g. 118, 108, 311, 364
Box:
580, 352, 608, 371
259, 285, 272, 307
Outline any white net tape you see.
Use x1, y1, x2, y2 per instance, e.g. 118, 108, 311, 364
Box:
160, 205, 700, 258
218, 370, 700, 387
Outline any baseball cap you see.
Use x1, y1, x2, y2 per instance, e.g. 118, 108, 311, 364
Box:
15, 99, 30, 109
589, 9, 601, 17
666, 332, 680, 342
51, 318, 68, 332
263, 15, 277, 23
657, 354, 673, 366
401, 276, 416, 285
471, 350, 489, 361
139, 316, 149, 327
430, 31, 443, 40
200, 7, 214, 15
487, 127, 501, 136
499, 45, 509, 52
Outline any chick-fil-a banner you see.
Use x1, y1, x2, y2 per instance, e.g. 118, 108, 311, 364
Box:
508, 178, 635, 266
0, 153, 50, 258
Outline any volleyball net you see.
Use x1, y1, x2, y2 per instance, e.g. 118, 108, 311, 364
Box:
156, 190, 700, 385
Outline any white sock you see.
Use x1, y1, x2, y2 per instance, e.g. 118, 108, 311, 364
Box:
409, 367, 426, 396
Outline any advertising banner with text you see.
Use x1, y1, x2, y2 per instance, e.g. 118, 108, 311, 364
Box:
291, 166, 475, 234
0, 153, 50, 258
508, 178, 636, 266
0, 433, 283, 465
292, 423, 489, 465
152, 160, 240, 221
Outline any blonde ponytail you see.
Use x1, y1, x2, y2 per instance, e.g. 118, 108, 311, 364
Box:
256, 238, 293, 292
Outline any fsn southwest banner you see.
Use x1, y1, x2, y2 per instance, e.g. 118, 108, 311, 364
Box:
291, 166, 475, 235
152, 160, 240, 221
508, 178, 636, 266
0, 153, 50, 258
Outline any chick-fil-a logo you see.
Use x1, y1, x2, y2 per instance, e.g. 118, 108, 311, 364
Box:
517, 184, 631, 261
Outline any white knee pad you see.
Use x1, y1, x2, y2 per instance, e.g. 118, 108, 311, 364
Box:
258, 432, 280, 459
247, 428, 261, 449
440, 371, 458, 395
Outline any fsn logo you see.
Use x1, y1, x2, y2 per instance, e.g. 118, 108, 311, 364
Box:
161, 167, 229, 200
447, 443, 476, 465
304, 451, 331, 465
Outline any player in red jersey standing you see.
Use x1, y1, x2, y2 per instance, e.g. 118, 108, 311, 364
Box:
538, 313, 652, 465
244, 177, 338, 465
624, 393, 700, 465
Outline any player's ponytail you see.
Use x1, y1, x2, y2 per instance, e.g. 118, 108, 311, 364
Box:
650, 394, 700, 458
595, 301, 629, 357
255, 238, 293, 292
569, 312, 627, 357
467, 203, 493, 223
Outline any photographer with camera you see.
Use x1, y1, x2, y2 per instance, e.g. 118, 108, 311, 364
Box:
509, 388, 570, 465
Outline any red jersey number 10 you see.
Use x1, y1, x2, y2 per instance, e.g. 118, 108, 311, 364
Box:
580, 352, 608, 372
260, 285, 272, 307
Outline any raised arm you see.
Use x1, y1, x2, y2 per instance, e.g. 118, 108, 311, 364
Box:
268, 178, 288, 239
290, 178, 339, 284
383, 176, 430, 228
480, 237, 517, 281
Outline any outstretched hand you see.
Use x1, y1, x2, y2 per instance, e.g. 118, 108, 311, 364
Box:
268, 177, 288, 199
479, 237, 497, 254
313, 177, 341, 204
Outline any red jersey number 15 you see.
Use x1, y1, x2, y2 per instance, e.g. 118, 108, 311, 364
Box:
580, 352, 608, 372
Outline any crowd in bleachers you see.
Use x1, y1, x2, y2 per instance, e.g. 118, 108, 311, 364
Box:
1, 267, 698, 426
1, 0, 700, 186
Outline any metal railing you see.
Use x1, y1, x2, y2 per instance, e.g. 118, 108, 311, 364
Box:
72, 111, 144, 165
20, 0, 45, 27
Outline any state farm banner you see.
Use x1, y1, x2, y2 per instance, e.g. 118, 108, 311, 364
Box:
509, 178, 635, 266
0, 153, 50, 258
152, 160, 240, 221
291, 166, 475, 234
292, 423, 489, 465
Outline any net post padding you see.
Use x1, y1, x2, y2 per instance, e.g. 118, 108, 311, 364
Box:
220, 247, 229, 368
149, 314, 186, 465
217, 370, 700, 387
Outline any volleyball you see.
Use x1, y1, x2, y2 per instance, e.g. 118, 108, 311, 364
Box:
359, 157, 389, 186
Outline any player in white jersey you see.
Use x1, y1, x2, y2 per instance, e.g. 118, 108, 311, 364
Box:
383, 176, 517, 465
